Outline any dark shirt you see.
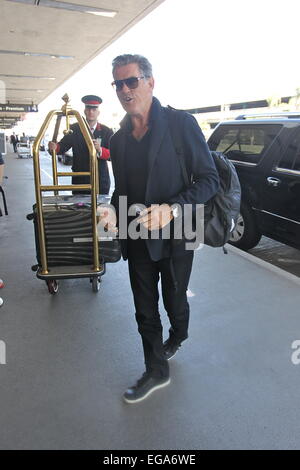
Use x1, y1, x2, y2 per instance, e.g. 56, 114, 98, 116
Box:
125, 130, 151, 259
125, 130, 151, 208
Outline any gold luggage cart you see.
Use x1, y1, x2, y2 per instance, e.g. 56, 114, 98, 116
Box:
31, 95, 105, 294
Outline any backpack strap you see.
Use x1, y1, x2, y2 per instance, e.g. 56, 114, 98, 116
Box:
166, 106, 190, 188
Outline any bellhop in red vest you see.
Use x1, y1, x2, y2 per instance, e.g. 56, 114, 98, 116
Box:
52, 94, 114, 194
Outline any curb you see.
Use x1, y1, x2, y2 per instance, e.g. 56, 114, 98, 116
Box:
226, 244, 300, 286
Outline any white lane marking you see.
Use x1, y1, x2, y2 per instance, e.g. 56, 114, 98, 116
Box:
41, 168, 53, 180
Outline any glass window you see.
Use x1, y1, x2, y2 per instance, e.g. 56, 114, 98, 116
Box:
278, 130, 300, 171
208, 124, 282, 164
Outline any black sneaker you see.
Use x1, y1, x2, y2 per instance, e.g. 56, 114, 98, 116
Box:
123, 373, 170, 404
163, 337, 181, 360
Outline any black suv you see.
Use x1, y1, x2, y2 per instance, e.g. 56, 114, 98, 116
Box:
207, 113, 300, 250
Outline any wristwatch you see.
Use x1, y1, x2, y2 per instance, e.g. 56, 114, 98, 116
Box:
171, 205, 180, 219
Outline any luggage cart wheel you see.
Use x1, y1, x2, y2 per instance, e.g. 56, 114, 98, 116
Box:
92, 276, 101, 293
46, 279, 59, 294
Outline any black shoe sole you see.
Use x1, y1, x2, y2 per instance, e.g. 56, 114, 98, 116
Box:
123, 378, 171, 404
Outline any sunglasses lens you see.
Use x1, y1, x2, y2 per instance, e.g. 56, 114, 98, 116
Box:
113, 77, 141, 91
126, 77, 139, 89
115, 81, 124, 91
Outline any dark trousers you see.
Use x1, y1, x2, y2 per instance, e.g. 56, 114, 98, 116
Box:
127, 240, 194, 378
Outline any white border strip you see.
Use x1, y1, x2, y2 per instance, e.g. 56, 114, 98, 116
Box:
41, 168, 53, 180
226, 244, 300, 287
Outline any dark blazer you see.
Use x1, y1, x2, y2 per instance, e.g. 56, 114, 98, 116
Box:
110, 97, 219, 261
58, 122, 113, 194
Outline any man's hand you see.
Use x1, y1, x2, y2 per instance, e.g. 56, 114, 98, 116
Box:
97, 205, 117, 233
93, 139, 102, 157
138, 204, 173, 231
48, 141, 57, 152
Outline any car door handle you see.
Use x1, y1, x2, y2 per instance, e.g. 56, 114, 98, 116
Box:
267, 177, 281, 187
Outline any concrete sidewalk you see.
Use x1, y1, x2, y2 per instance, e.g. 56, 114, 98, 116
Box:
0, 150, 300, 450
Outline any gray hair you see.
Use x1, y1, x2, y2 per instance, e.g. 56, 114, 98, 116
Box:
112, 54, 153, 77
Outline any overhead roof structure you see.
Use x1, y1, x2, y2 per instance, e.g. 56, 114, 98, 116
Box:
0, 0, 165, 129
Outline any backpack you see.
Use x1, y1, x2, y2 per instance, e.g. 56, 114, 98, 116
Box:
166, 106, 241, 251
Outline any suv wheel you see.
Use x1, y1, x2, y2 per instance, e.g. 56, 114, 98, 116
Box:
229, 203, 262, 250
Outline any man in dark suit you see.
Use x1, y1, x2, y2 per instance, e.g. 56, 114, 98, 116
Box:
10, 133, 18, 153
102, 54, 219, 403
49, 95, 113, 194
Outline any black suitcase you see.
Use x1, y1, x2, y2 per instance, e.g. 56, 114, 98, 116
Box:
28, 195, 121, 267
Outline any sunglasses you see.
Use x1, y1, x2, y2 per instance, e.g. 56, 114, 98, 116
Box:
111, 76, 145, 92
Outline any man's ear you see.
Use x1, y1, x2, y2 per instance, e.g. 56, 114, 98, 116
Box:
148, 77, 155, 90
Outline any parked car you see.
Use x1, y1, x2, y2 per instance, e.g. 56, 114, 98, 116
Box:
16, 142, 32, 158
57, 148, 73, 165
207, 112, 300, 250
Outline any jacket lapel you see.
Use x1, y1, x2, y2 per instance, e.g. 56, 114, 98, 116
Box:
116, 129, 127, 195
146, 101, 168, 200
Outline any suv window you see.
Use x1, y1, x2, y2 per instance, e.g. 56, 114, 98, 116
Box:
277, 130, 300, 171
209, 124, 281, 164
